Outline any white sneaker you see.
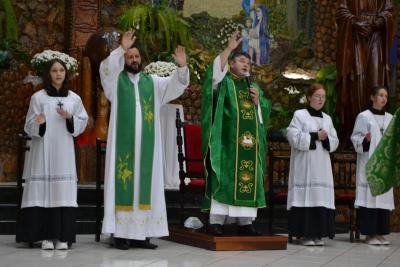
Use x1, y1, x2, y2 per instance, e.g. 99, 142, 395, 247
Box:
313, 238, 325, 246
377, 236, 390, 245
301, 238, 315, 246
366, 236, 381, 245
55, 241, 68, 250
41, 240, 54, 250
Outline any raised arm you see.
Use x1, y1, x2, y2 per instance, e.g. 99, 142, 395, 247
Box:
99, 30, 137, 101
212, 31, 242, 87
158, 45, 190, 105
219, 31, 242, 71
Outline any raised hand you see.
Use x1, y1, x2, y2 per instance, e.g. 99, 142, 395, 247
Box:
172, 45, 187, 67
121, 30, 137, 51
56, 107, 72, 119
35, 113, 46, 125
220, 31, 243, 70
227, 31, 242, 51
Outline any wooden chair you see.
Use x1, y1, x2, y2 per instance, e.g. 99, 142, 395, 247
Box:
95, 138, 107, 242
175, 109, 206, 226
331, 150, 360, 242
267, 133, 291, 240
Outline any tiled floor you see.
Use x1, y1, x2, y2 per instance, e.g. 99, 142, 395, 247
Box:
0, 233, 399, 267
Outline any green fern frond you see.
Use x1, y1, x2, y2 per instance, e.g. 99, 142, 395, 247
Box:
118, 3, 192, 61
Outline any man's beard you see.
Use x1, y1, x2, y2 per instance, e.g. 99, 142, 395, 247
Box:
124, 63, 141, 74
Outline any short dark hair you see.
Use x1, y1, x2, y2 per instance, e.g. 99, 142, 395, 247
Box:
229, 50, 251, 62
371, 85, 388, 96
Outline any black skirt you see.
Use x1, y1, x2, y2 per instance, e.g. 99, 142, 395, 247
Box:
356, 207, 390, 236
16, 207, 77, 243
288, 207, 335, 239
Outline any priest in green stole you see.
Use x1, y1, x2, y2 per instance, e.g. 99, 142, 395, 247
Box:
100, 30, 189, 249
201, 31, 272, 236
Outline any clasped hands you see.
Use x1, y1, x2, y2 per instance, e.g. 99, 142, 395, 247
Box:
318, 129, 328, 141
352, 17, 384, 38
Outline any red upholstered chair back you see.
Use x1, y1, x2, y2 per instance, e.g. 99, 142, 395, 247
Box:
183, 124, 204, 177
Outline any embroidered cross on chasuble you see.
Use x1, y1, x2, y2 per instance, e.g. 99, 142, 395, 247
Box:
115, 71, 155, 211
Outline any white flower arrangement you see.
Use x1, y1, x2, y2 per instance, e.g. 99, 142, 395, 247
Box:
143, 61, 177, 77
283, 85, 300, 95
299, 95, 306, 104
31, 50, 79, 77
217, 20, 243, 47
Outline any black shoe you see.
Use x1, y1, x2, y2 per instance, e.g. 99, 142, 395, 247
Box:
113, 237, 129, 250
208, 224, 224, 236
237, 224, 261, 236
130, 238, 158, 249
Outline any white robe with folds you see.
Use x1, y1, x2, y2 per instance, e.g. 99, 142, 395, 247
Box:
286, 109, 339, 210
100, 46, 189, 240
21, 89, 88, 208
351, 110, 394, 210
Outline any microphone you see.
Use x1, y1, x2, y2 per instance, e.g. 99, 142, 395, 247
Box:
244, 72, 252, 92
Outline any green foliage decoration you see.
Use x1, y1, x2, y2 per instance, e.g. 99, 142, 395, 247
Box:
118, 3, 192, 62
266, 4, 287, 37
316, 65, 339, 129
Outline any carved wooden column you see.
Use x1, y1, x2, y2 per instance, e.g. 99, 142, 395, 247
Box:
65, 0, 100, 59
65, 0, 101, 183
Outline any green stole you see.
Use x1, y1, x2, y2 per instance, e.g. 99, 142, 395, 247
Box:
366, 108, 400, 196
115, 71, 155, 211
201, 65, 272, 209
234, 80, 259, 205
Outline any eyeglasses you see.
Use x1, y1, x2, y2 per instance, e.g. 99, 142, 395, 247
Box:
312, 95, 326, 100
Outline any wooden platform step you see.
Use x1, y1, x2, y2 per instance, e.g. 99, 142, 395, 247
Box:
165, 226, 287, 251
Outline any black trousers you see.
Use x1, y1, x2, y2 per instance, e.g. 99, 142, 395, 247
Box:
16, 207, 77, 243
356, 207, 390, 236
289, 207, 335, 239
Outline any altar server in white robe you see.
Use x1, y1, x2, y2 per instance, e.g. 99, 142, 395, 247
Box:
100, 30, 189, 250
286, 83, 339, 246
16, 58, 88, 250
351, 86, 394, 246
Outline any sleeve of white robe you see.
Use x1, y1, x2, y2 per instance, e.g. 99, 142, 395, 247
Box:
326, 115, 339, 152
286, 110, 311, 151
71, 96, 89, 137
351, 113, 369, 154
24, 94, 42, 137
155, 66, 190, 105
212, 55, 229, 88
99, 46, 125, 101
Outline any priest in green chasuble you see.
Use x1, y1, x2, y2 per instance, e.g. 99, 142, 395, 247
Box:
201, 31, 272, 236
100, 30, 189, 249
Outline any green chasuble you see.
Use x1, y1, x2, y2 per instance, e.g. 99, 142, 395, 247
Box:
201, 65, 272, 210
366, 108, 400, 196
115, 71, 155, 211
